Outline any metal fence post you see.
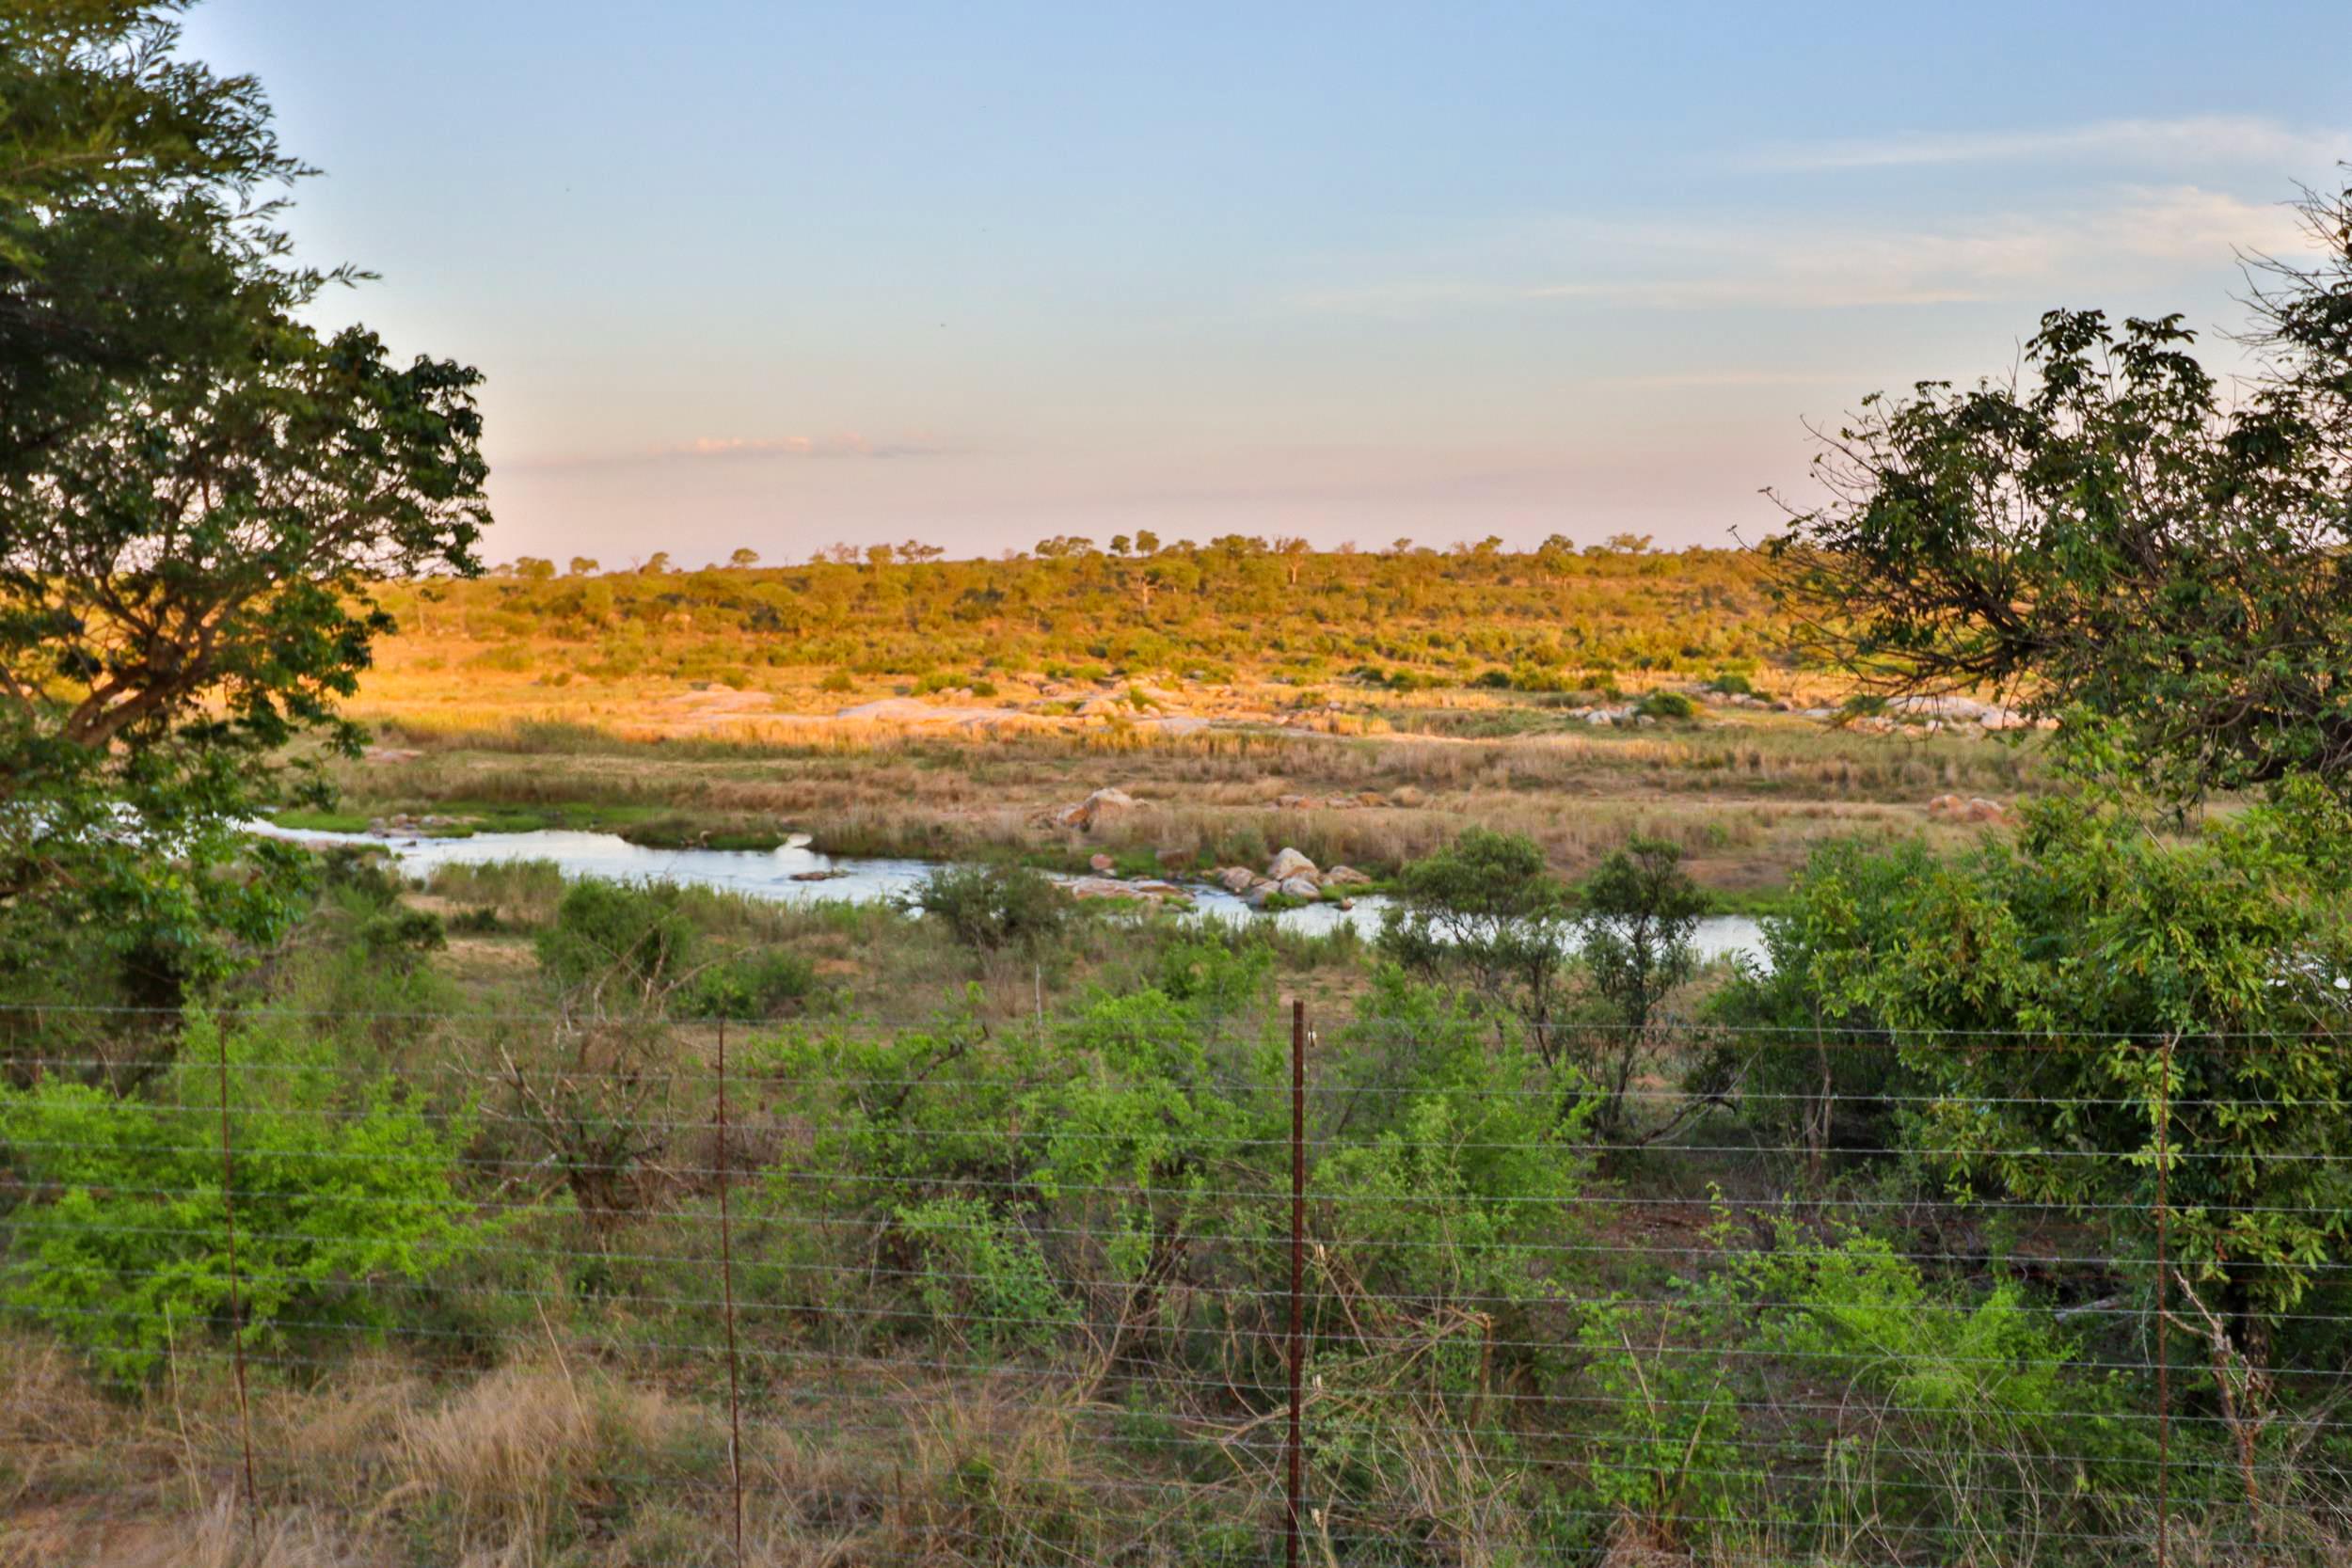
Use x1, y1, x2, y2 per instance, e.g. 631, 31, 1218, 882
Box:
212, 1021, 259, 1524
717, 1017, 745, 1561
1287, 998, 1306, 1568
2155, 1031, 2172, 1568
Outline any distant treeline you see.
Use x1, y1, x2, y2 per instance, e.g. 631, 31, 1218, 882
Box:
379, 534, 1806, 689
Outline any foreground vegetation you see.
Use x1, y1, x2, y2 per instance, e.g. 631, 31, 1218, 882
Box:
5, 791, 2349, 1565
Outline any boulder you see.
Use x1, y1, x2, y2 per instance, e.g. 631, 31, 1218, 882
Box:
1322, 864, 1372, 886
1928, 793, 2006, 824
1216, 865, 1258, 894
1278, 875, 1323, 901
1051, 787, 1138, 831
1265, 847, 1318, 880
1244, 882, 1277, 910
1089, 853, 1116, 873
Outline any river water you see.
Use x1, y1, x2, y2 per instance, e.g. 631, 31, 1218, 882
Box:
250, 823, 1768, 965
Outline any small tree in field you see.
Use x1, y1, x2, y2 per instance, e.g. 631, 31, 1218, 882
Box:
1575, 836, 1705, 1133
1378, 829, 1574, 1061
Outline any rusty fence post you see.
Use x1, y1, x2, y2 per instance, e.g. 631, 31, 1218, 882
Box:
717, 1017, 745, 1561
1287, 998, 1306, 1568
2155, 1032, 2172, 1568
213, 1020, 259, 1524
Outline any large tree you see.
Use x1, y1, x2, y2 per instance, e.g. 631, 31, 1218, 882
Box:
1767, 179, 2352, 803
1, 2, 486, 1007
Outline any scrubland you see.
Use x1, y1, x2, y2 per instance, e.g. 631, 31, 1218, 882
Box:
5, 832, 2340, 1568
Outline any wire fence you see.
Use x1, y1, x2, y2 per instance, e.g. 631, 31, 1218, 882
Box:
1, 998, 2348, 1566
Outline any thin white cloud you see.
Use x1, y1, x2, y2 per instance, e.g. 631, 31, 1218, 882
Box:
665, 434, 940, 460
1741, 115, 2351, 173
1598, 370, 1894, 388
1295, 185, 2312, 316
501, 433, 950, 472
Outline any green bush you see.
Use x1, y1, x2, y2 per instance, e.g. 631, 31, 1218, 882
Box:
902, 862, 1071, 952
1377, 828, 1574, 1060
0, 1012, 478, 1382
1636, 689, 1698, 720
895, 1196, 1071, 1351
675, 946, 817, 1021
536, 880, 698, 996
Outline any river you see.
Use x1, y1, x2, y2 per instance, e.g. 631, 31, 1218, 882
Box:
248, 823, 1768, 964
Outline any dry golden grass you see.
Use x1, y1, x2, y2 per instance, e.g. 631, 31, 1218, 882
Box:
313, 705, 2032, 899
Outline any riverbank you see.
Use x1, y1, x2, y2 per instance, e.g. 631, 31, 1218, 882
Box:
298, 705, 2037, 906
248, 818, 1774, 960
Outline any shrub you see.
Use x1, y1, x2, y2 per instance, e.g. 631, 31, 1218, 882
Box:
675, 946, 817, 1020
1637, 689, 1698, 720
1698, 835, 1931, 1173
895, 1196, 1071, 1351
0, 1012, 478, 1381
1379, 828, 1574, 1061
901, 863, 1071, 952
1572, 836, 1705, 1132
536, 880, 698, 999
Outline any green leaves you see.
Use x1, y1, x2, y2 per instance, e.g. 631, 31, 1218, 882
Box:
0, 1010, 479, 1382
1762, 790, 2352, 1323
0, 3, 486, 1012
1772, 183, 2352, 804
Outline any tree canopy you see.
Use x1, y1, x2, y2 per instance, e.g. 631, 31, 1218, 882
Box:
0, 2, 487, 1006
1769, 180, 2352, 802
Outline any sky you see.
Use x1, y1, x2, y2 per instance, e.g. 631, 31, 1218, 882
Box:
179, 2, 2352, 566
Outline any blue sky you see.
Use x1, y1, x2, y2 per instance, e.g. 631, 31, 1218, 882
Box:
181, 1, 2352, 564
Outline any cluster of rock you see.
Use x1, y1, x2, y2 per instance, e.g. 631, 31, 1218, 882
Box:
1212, 847, 1373, 910
1834, 695, 2037, 736
1927, 794, 2006, 823
1564, 705, 1660, 728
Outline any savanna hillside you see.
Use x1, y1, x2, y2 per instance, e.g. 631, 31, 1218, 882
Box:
362, 536, 1812, 732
